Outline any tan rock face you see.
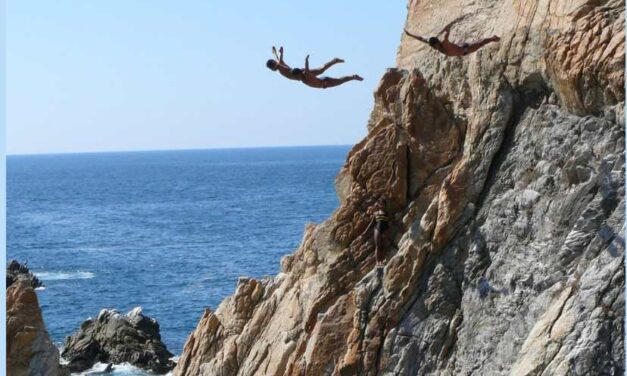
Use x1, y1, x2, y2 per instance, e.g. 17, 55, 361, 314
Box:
7, 280, 63, 376
175, 309, 224, 376
398, 0, 624, 115
175, 1, 624, 375
544, 0, 624, 115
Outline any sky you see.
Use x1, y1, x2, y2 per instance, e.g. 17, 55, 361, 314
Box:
1, 0, 7, 366
6, 1, 407, 155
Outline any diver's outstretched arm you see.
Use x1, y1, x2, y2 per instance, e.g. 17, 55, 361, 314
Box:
272, 46, 292, 69
438, 15, 467, 40
273, 46, 286, 65
442, 25, 451, 41
404, 28, 429, 44
438, 20, 455, 40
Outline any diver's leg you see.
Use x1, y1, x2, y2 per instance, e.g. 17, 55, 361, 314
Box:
309, 58, 345, 76
465, 36, 500, 54
321, 75, 363, 88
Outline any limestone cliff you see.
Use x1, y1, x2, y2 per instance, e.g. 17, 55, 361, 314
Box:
175, 1, 624, 375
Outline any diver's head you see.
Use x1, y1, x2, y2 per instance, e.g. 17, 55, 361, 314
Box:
266, 59, 278, 71
428, 37, 440, 47
291, 68, 304, 78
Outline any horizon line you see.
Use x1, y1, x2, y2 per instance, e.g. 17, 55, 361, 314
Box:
7, 143, 353, 157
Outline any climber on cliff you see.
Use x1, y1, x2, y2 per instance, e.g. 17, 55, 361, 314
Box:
404, 18, 500, 57
361, 198, 392, 276
265, 46, 346, 82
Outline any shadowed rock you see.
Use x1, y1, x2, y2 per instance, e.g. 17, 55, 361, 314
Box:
62, 307, 175, 374
7, 259, 43, 289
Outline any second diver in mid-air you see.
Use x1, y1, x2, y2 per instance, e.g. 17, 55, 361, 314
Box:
266, 46, 363, 89
404, 18, 500, 57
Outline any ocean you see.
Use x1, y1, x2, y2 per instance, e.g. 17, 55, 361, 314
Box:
7, 146, 349, 374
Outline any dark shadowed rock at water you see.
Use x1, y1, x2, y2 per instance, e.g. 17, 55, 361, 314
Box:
62, 307, 175, 374
7, 259, 43, 289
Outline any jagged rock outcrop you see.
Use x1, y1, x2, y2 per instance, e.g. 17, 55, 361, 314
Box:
62, 307, 175, 374
7, 280, 66, 376
7, 259, 43, 289
175, 1, 624, 375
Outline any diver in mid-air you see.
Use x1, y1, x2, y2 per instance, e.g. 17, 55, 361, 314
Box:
292, 55, 363, 89
404, 18, 500, 56
266, 47, 362, 88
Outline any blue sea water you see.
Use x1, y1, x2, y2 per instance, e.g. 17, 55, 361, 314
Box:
7, 146, 349, 369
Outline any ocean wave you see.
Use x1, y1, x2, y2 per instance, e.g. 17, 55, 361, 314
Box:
58, 356, 178, 375
36, 271, 95, 281
73, 362, 154, 376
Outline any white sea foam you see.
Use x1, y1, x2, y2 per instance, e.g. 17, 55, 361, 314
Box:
59, 354, 69, 365
73, 362, 153, 375
60, 351, 175, 375
36, 271, 95, 281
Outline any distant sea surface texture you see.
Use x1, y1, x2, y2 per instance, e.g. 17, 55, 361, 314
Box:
7, 146, 348, 365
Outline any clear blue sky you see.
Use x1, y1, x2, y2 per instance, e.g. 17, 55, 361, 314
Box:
7, 1, 407, 155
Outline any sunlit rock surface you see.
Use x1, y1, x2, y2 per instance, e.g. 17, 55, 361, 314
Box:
175, 1, 624, 375
7, 280, 65, 376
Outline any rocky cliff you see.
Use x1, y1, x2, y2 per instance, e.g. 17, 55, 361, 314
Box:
7, 280, 65, 376
175, 1, 625, 375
